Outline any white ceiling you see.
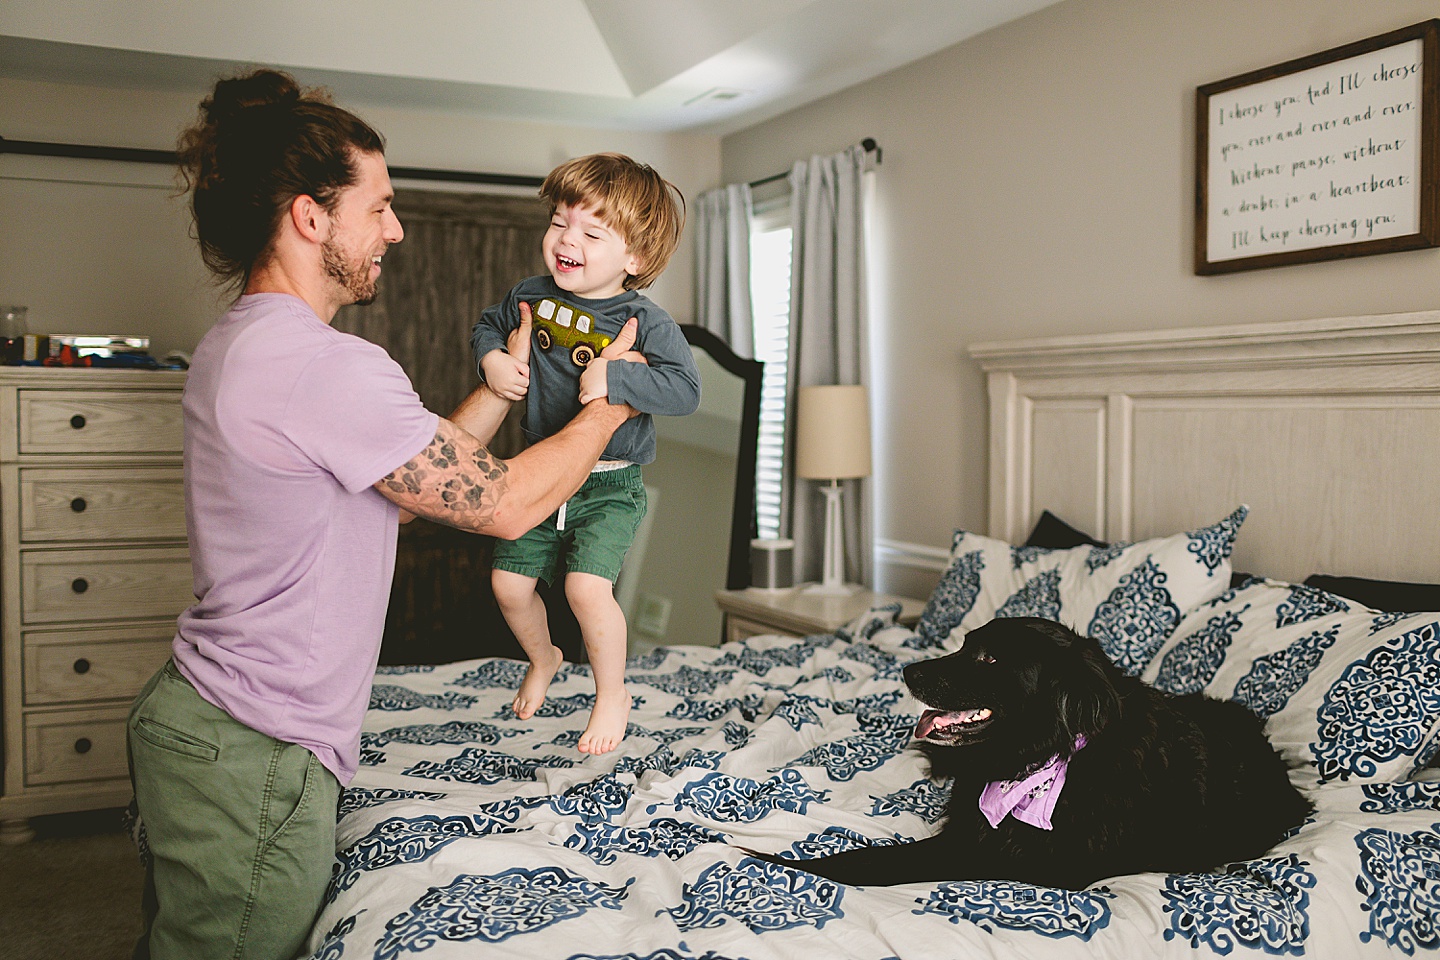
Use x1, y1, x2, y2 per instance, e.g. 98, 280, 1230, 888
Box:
0, 0, 1065, 135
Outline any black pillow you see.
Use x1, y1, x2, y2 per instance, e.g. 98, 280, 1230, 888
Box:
1303, 574, 1440, 615
1023, 510, 1106, 549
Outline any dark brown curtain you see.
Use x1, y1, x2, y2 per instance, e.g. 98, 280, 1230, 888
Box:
334, 188, 560, 665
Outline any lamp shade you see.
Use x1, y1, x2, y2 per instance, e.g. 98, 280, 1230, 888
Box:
795, 384, 872, 480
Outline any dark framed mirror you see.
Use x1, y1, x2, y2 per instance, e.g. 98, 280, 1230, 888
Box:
681, 324, 762, 592
614, 326, 761, 651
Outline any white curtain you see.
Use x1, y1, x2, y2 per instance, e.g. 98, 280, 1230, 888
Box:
781, 144, 872, 587
692, 183, 755, 358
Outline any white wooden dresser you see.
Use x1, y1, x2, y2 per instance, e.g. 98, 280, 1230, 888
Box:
0, 367, 189, 842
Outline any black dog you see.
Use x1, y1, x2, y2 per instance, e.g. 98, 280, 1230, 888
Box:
760, 616, 1312, 889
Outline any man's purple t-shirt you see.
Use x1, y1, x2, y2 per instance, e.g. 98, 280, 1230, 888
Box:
172, 293, 438, 783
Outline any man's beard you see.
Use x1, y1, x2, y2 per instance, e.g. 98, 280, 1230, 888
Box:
322, 236, 378, 306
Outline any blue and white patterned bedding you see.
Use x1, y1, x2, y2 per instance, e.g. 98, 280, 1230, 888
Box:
301, 602, 1440, 959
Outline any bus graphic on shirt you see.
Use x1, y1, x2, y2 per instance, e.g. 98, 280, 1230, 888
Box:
532, 297, 612, 367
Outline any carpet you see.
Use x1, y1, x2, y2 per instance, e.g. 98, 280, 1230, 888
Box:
0, 808, 143, 960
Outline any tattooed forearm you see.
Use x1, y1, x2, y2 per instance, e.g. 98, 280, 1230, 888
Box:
379, 431, 510, 531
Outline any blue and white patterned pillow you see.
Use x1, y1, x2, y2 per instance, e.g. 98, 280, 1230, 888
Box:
1142, 577, 1440, 784
913, 506, 1247, 673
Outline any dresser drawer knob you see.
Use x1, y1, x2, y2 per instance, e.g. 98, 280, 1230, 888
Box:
69, 414, 87, 430
73, 657, 91, 674
71, 577, 89, 594
70, 497, 88, 513
74, 737, 92, 754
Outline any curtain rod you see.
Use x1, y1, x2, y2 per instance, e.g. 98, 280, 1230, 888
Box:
0, 135, 547, 188
4, 133, 883, 190
748, 137, 881, 189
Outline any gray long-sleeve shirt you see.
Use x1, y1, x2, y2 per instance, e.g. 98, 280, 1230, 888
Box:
471, 275, 701, 464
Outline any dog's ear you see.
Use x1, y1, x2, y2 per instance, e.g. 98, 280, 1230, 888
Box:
1051, 630, 1121, 745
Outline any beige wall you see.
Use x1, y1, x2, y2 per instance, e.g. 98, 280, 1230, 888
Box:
9, 3, 1440, 604
0, 76, 718, 358
718, 0, 1440, 598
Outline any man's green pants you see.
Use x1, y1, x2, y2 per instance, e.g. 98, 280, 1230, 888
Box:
128, 660, 340, 960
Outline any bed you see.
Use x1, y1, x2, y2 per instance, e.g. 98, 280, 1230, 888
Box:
302, 310, 1440, 960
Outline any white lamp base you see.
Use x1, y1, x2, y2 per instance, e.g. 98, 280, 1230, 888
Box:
801, 481, 856, 595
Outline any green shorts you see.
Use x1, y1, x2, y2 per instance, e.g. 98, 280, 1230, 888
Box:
492, 464, 646, 584
127, 660, 341, 960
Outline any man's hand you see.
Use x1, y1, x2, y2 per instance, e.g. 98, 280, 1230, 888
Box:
482, 301, 535, 401
599, 315, 643, 363
579, 317, 647, 406
508, 301, 534, 365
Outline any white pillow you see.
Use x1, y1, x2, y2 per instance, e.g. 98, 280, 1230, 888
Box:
910, 506, 1247, 675
1143, 577, 1440, 784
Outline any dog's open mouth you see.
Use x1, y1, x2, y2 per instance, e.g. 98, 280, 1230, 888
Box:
915, 707, 993, 743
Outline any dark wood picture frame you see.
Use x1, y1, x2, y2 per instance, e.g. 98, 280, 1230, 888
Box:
1195, 20, 1439, 275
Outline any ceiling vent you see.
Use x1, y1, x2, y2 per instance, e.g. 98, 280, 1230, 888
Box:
683, 88, 747, 107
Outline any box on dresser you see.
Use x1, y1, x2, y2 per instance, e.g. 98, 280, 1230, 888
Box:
0, 367, 188, 843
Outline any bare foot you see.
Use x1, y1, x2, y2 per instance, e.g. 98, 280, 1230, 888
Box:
513, 645, 565, 720
577, 687, 631, 755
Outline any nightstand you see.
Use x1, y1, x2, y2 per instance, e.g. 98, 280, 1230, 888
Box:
714, 586, 926, 644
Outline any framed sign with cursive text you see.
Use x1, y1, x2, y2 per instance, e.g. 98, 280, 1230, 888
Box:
1195, 20, 1438, 274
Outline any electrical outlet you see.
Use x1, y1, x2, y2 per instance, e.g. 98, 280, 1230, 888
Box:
635, 594, 672, 637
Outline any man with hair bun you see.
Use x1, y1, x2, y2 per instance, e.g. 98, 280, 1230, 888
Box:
126, 68, 640, 959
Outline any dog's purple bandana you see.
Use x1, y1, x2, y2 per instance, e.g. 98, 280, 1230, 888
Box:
978, 736, 1087, 831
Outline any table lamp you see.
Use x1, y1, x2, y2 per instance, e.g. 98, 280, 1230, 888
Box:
795, 384, 871, 595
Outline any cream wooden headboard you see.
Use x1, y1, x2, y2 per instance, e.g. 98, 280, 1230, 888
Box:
970, 311, 1440, 585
